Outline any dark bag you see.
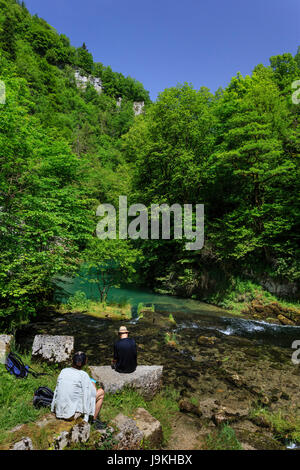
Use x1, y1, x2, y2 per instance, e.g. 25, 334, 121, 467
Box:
33, 386, 54, 408
5, 352, 49, 379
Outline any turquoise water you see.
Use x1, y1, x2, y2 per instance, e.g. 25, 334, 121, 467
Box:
55, 274, 230, 317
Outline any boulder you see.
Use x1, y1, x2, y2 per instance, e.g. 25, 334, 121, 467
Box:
89, 365, 163, 400
0, 334, 13, 364
53, 431, 69, 450
69, 421, 90, 443
212, 405, 249, 426
112, 413, 143, 450
197, 335, 218, 346
133, 408, 163, 447
133, 101, 144, 116
32, 335, 74, 363
179, 399, 202, 417
12, 437, 33, 450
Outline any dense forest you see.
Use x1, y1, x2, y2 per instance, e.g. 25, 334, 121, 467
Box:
0, 0, 299, 330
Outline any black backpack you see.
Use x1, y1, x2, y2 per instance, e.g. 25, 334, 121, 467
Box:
5, 352, 49, 379
33, 386, 54, 408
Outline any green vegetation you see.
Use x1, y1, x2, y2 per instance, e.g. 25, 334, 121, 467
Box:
203, 424, 243, 450
0, 0, 149, 331
0, 349, 179, 449
168, 313, 176, 325
164, 332, 178, 347
250, 407, 300, 443
137, 303, 155, 318
0, 352, 59, 445
61, 291, 132, 320
123, 51, 300, 307
0, 0, 299, 330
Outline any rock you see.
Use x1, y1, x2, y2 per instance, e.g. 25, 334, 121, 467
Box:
69, 421, 90, 444
198, 398, 220, 419
277, 314, 294, 326
32, 335, 74, 363
133, 101, 144, 116
54, 431, 69, 450
212, 405, 249, 426
89, 365, 163, 400
0, 334, 13, 364
74, 70, 102, 94
112, 413, 143, 450
197, 335, 218, 346
179, 399, 202, 417
133, 408, 163, 447
12, 437, 33, 450
241, 442, 257, 450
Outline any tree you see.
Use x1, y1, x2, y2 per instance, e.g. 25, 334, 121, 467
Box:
82, 239, 142, 302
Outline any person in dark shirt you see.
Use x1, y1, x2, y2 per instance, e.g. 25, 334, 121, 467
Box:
112, 326, 137, 373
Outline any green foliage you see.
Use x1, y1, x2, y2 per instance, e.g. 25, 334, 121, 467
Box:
123, 54, 300, 295
204, 424, 243, 450
0, 1, 150, 329
66, 291, 91, 311
82, 239, 142, 302
250, 408, 300, 443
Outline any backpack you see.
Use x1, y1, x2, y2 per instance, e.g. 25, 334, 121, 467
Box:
33, 386, 54, 408
5, 352, 49, 379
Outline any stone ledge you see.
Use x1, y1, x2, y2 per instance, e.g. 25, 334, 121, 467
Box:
89, 365, 163, 400
32, 335, 74, 363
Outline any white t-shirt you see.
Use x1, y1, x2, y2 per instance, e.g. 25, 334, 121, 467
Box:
51, 367, 96, 422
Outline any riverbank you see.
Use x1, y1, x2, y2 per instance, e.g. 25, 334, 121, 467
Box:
154, 276, 300, 325
11, 302, 300, 450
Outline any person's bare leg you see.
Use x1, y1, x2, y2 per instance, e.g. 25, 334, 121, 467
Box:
94, 388, 105, 420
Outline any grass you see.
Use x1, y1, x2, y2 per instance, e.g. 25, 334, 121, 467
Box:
59, 290, 132, 320
0, 351, 60, 446
164, 332, 178, 348
203, 424, 243, 450
249, 407, 300, 443
206, 277, 300, 317
0, 349, 180, 449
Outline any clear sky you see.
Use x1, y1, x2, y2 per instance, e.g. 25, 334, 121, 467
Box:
24, 0, 299, 101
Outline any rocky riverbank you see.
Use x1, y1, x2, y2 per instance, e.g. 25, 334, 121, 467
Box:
12, 303, 300, 450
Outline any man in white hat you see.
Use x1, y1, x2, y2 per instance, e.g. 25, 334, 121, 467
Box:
112, 326, 137, 373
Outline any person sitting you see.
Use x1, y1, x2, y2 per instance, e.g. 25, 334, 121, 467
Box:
112, 326, 137, 373
51, 351, 105, 429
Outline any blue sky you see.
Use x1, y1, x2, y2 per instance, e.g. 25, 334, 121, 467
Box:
24, 0, 299, 101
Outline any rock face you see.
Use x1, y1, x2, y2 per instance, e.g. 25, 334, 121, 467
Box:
69, 421, 90, 444
133, 408, 163, 447
0, 334, 13, 364
112, 413, 143, 450
89, 365, 163, 400
74, 70, 102, 94
52, 421, 90, 450
32, 335, 74, 363
54, 431, 69, 450
12, 437, 33, 450
133, 101, 144, 116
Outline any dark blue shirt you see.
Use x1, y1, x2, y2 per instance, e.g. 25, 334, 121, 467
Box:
113, 337, 137, 373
